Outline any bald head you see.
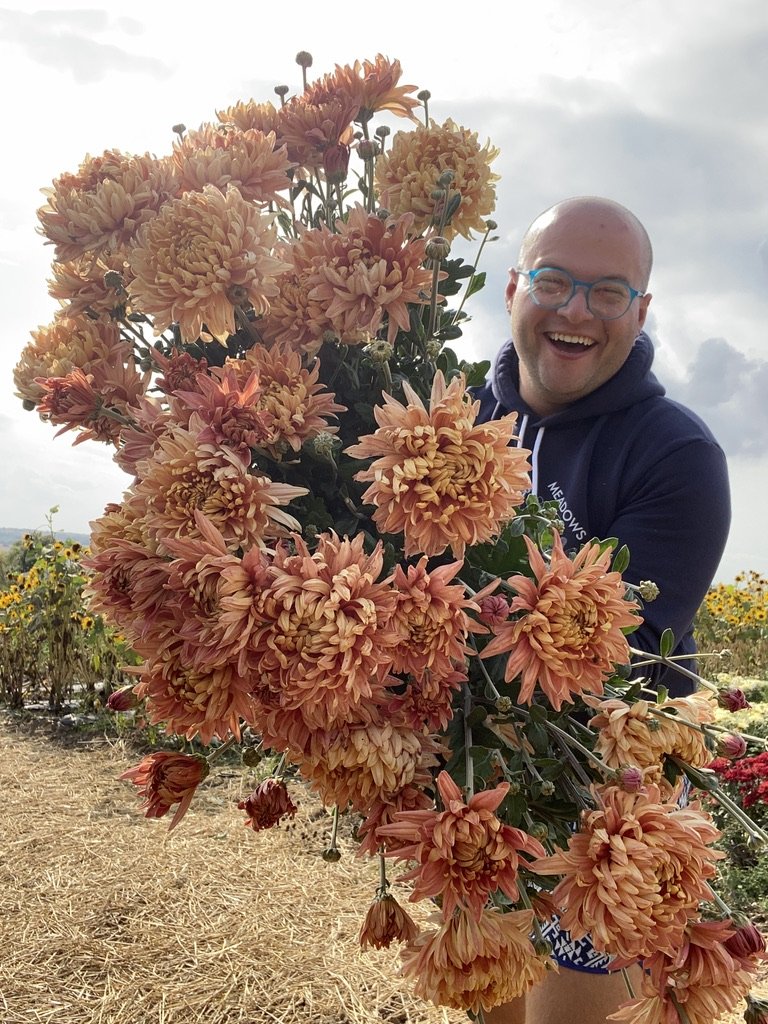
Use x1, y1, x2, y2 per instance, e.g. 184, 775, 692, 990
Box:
518, 197, 653, 290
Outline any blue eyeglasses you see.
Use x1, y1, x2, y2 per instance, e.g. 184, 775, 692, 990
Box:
521, 267, 645, 321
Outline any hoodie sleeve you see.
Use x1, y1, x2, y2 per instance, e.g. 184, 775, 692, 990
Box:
609, 437, 730, 694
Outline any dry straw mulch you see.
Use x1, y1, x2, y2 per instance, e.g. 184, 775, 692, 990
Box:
0, 719, 462, 1024
1, 718, 766, 1024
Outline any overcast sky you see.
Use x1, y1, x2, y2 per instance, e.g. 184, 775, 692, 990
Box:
1, 0, 766, 582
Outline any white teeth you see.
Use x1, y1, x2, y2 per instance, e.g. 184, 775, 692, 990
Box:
548, 333, 595, 346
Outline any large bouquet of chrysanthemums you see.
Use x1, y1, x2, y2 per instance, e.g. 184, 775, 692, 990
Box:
15, 52, 768, 1024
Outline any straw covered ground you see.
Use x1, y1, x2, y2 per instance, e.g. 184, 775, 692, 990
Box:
1, 715, 765, 1024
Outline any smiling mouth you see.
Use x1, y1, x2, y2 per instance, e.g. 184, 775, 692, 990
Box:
546, 332, 596, 351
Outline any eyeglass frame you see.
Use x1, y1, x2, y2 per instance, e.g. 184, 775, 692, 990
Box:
518, 266, 646, 321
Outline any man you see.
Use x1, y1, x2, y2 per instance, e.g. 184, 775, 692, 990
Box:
475, 197, 731, 1024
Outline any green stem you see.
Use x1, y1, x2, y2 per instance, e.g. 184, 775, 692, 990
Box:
206, 736, 237, 764
620, 967, 636, 1000
463, 684, 475, 799
628, 646, 719, 693
450, 224, 493, 327
426, 257, 443, 341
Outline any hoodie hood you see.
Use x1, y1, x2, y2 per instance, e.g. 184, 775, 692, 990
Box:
491, 330, 665, 426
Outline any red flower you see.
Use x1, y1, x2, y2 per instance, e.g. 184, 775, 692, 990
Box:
711, 751, 768, 808
120, 752, 208, 831
239, 779, 297, 831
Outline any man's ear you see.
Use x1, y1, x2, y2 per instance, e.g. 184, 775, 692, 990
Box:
637, 292, 652, 330
505, 269, 520, 312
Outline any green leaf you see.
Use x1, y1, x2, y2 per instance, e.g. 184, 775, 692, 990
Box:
659, 628, 675, 659
462, 360, 491, 388
466, 705, 488, 727
612, 544, 630, 575
464, 271, 487, 299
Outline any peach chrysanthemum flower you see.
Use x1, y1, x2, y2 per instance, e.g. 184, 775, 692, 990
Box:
216, 99, 282, 136
360, 892, 419, 950
239, 779, 297, 832
135, 640, 257, 744
401, 908, 548, 1013
120, 751, 208, 832
173, 364, 273, 459
481, 533, 641, 710
48, 251, 133, 320
346, 371, 530, 559
533, 784, 722, 962
35, 362, 146, 446
84, 533, 171, 642
610, 918, 763, 1024
296, 722, 441, 812
243, 343, 346, 456
14, 316, 131, 407
173, 123, 294, 206
275, 93, 357, 170
306, 55, 420, 123
375, 118, 500, 240
385, 667, 466, 733
378, 770, 545, 920
129, 425, 304, 554
248, 533, 400, 732
129, 185, 287, 343
38, 149, 179, 261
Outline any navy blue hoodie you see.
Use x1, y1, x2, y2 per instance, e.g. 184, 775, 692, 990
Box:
473, 332, 731, 695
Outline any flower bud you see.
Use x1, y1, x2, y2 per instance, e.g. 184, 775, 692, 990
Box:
241, 747, 262, 768
539, 781, 555, 797
615, 765, 644, 792
717, 733, 748, 760
637, 580, 660, 601
417, 89, 431, 102
376, 207, 390, 220
425, 236, 451, 261
717, 686, 751, 712
532, 937, 553, 957
295, 51, 313, 68
724, 923, 766, 960
274, 84, 289, 98
171, 123, 186, 137
478, 594, 512, 627
437, 170, 455, 188
322, 143, 350, 182
495, 696, 513, 715
485, 219, 498, 231
425, 339, 441, 359
357, 139, 379, 161
106, 685, 139, 712
312, 431, 339, 459
103, 270, 125, 292
322, 847, 342, 862
363, 339, 394, 364
375, 125, 390, 139
239, 778, 297, 832
529, 822, 549, 841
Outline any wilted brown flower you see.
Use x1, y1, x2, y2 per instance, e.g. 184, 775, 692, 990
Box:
239, 778, 297, 831
359, 892, 419, 950
375, 118, 499, 239
129, 185, 287, 343
38, 149, 179, 261
120, 751, 208, 831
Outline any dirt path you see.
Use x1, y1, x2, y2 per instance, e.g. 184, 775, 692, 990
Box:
0, 719, 765, 1024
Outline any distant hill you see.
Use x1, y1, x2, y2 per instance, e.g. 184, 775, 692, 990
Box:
0, 527, 91, 550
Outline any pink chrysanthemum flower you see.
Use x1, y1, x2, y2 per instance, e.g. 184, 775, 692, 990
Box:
359, 892, 419, 950
239, 779, 297, 831
172, 364, 273, 459
377, 770, 544, 920
135, 641, 256, 744
129, 425, 305, 554
306, 54, 420, 123
400, 908, 548, 1013
375, 118, 500, 240
243, 343, 346, 456
385, 667, 466, 733
36, 360, 147, 446
533, 784, 723, 962
14, 316, 131, 408
38, 149, 179, 261
129, 185, 287, 343
275, 93, 357, 170
173, 123, 294, 206
120, 751, 208, 832
610, 918, 765, 1024
248, 533, 400, 732
346, 371, 530, 559
481, 533, 641, 710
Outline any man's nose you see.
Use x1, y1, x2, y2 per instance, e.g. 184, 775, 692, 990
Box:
559, 285, 594, 321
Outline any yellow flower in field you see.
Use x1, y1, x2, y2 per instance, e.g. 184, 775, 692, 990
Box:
129, 185, 288, 343
346, 372, 530, 559
375, 118, 499, 240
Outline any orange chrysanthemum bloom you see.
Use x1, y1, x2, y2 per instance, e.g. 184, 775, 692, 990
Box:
297, 721, 440, 812
35, 362, 146, 446
587, 691, 716, 785
48, 250, 133, 320
481, 533, 641, 710
172, 364, 273, 459
375, 118, 499, 240
216, 99, 282, 136
243, 343, 346, 456
14, 316, 131, 407
360, 892, 419, 950
533, 784, 722, 962
129, 425, 305, 554
388, 557, 483, 680
113, 396, 175, 477
401, 908, 548, 1013
275, 93, 357, 170
239, 778, 297, 832
610, 918, 763, 1024
173, 123, 294, 206
248, 533, 400, 733
38, 149, 179, 261
129, 185, 287, 343
346, 371, 530, 559
378, 770, 545, 920
306, 55, 420, 123
120, 751, 208, 831
135, 640, 257, 744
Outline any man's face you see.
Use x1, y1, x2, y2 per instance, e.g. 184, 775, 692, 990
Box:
506, 205, 652, 415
